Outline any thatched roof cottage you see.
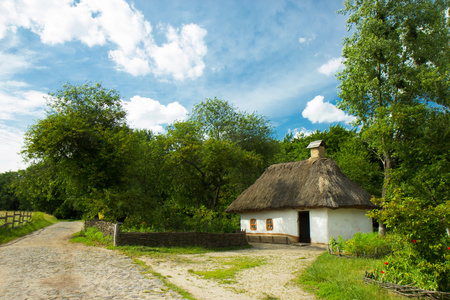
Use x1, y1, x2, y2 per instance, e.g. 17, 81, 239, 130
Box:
226, 140, 376, 244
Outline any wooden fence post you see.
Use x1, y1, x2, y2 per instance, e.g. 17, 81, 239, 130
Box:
113, 223, 121, 247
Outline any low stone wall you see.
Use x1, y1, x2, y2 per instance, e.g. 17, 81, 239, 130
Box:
84, 219, 247, 248
84, 219, 115, 237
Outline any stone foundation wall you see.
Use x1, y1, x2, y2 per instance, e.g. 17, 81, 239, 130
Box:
84, 220, 115, 237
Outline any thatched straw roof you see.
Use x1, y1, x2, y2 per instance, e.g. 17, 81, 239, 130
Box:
226, 158, 375, 213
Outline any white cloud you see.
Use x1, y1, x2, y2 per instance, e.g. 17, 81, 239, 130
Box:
0, 0, 208, 80
298, 34, 315, 45
0, 124, 26, 172
152, 24, 207, 81
302, 95, 356, 124
289, 127, 313, 139
124, 96, 188, 133
0, 51, 32, 78
318, 57, 344, 76
0, 84, 47, 172
0, 88, 47, 120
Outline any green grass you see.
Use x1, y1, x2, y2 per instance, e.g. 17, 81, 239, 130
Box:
71, 227, 113, 246
0, 212, 58, 244
114, 244, 251, 259
298, 253, 405, 300
0, 211, 5, 226
188, 256, 266, 283
132, 257, 196, 300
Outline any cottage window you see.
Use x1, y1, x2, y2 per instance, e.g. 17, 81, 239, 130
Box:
250, 219, 257, 230
266, 219, 273, 231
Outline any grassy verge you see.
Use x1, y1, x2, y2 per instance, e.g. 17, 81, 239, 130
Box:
71, 227, 113, 246
188, 256, 266, 284
298, 252, 405, 300
132, 257, 196, 300
0, 212, 58, 244
117, 244, 251, 258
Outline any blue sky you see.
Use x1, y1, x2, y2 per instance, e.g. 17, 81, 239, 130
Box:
0, 0, 357, 172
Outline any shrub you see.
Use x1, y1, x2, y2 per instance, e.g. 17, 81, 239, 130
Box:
370, 190, 450, 292
376, 236, 450, 292
74, 227, 113, 246
329, 232, 392, 257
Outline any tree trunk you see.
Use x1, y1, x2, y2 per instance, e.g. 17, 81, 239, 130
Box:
379, 151, 392, 236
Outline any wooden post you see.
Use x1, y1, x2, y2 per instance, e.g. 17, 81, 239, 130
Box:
113, 223, 121, 247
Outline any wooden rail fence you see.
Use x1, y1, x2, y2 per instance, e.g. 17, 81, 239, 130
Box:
0, 211, 33, 228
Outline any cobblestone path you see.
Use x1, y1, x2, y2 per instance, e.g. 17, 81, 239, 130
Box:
0, 222, 184, 299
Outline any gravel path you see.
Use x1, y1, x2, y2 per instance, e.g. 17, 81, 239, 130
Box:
142, 243, 324, 300
0, 222, 183, 300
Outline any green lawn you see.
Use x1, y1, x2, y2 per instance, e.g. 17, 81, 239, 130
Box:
298, 252, 405, 300
0, 212, 57, 244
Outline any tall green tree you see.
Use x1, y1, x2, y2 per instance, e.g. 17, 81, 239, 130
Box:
165, 120, 263, 212
0, 171, 30, 211
22, 82, 135, 220
157, 98, 277, 232
337, 0, 450, 234
190, 97, 279, 171
276, 125, 383, 196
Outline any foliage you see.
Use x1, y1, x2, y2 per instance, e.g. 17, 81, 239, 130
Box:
377, 237, 450, 292
329, 232, 393, 257
387, 108, 450, 207
71, 227, 112, 246
21, 82, 138, 221
189, 97, 279, 168
337, 0, 450, 235
277, 125, 383, 196
369, 189, 450, 291
0, 172, 30, 211
298, 252, 404, 300
0, 212, 57, 244
12, 162, 80, 218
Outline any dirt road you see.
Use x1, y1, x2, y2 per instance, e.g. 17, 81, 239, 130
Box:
0, 222, 183, 299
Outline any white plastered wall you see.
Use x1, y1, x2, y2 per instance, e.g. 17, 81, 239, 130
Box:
240, 210, 298, 237
240, 208, 373, 244
309, 209, 328, 244
327, 208, 373, 241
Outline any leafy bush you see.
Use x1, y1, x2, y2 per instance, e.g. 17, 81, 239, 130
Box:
370, 190, 450, 292
329, 232, 392, 257
121, 206, 240, 233
376, 236, 450, 292
73, 227, 113, 246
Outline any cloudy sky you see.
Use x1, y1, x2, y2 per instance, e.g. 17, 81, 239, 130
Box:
0, 0, 357, 172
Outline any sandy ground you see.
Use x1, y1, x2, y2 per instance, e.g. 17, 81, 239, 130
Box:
141, 243, 326, 300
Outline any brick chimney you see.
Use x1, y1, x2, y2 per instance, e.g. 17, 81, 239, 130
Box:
307, 140, 326, 159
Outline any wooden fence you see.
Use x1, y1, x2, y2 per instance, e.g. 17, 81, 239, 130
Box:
364, 271, 450, 300
0, 211, 33, 228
